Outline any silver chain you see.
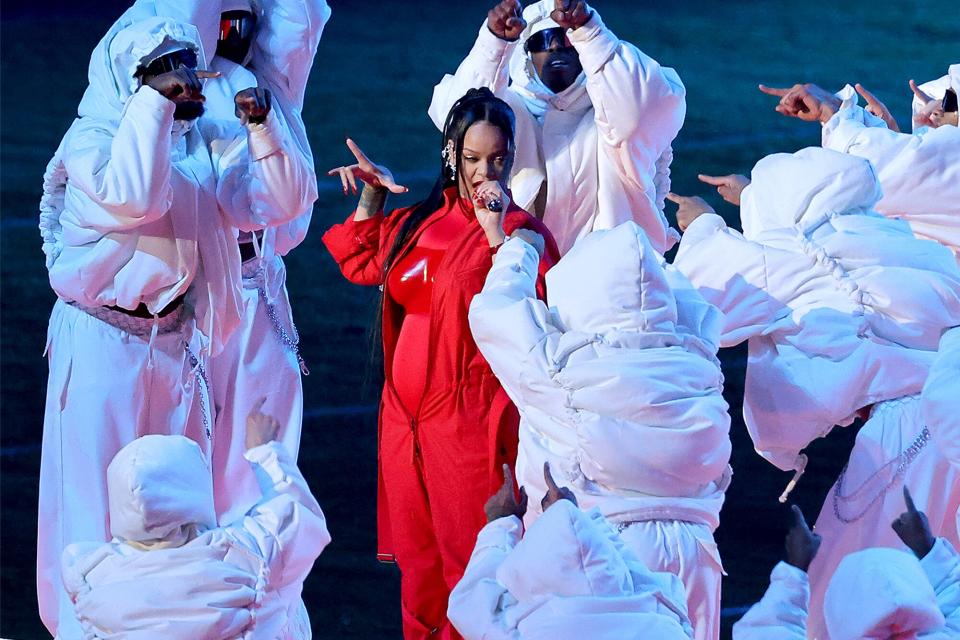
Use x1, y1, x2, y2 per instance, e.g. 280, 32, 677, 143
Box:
184, 342, 213, 445
832, 427, 931, 523
256, 265, 309, 376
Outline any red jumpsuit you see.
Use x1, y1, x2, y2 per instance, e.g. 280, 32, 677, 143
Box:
323, 187, 558, 639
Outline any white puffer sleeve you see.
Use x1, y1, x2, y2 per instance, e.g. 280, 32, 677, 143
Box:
673, 213, 781, 347
822, 105, 960, 257
732, 562, 809, 640
228, 441, 330, 592
209, 107, 318, 232
469, 236, 570, 412
921, 538, 960, 638
61, 87, 175, 230
447, 516, 523, 640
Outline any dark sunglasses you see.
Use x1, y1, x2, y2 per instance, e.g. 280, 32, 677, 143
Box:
219, 14, 256, 42
942, 89, 958, 114
525, 27, 574, 54
136, 48, 198, 78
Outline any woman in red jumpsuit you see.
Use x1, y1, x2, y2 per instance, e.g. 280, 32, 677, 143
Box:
323, 88, 559, 639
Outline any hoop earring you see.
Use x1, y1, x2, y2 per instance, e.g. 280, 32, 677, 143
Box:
442, 141, 456, 180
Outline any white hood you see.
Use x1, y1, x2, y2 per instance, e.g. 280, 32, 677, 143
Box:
497, 501, 692, 639
824, 548, 945, 639
547, 221, 677, 339
107, 435, 216, 547
77, 13, 208, 124
507, 1, 590, 117
740, 147, 882, 241
538, 223, 731, 519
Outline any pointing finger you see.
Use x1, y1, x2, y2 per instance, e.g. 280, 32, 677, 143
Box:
665, 192, 685, 204
904, 485, 918, 514
698, 174, 729, 187
790, 504, 810, 531
195, 70, 222, 79
854, 83, 879, 106
759, 84, 790, 97
345, 138, 372, 166
909, 79, 933, 104
543, 461, 560, 491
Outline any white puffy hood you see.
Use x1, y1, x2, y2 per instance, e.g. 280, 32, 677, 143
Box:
824, 548, 945, 639
497, 501, 692, 639
107, 435, 216, 548
740, 147, 882, 241
547, 221, 677, 339
77, 15, 207, 124
541, 222, 731, 521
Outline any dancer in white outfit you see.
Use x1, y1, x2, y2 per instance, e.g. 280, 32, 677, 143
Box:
754, 72, 960, 260
428, 0, 685, 255
469, 221, 731, 639
671, 147, 960, 639
37, 14, 315, 635
196, 0, 328, 524
448, 465, 693, 640
734, 493, 960, 640
61, 403, 331, 639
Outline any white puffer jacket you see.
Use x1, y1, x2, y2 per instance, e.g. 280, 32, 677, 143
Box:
40, 15, 315, 355
469, 221, 731, 530
428, 0, 685, 255
674, 147, 960, 471
448, 500, 693, 640
62, 435, 330, 639
821, 72, 960, 261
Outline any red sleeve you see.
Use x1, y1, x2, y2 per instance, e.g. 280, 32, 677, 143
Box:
504, 212, 560, 300
321, 209, 408, 286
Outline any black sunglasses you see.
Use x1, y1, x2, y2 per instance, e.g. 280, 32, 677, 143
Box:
942, 89, 958, 114
525, 27, 574, 54
136, 48, 198, 78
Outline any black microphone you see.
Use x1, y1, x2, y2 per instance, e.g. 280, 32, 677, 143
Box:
485, 197, 503, 213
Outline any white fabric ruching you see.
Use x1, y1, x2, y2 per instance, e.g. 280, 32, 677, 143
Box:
923, 327, 960, 479
447, 500, 693, 640
674, 147, 960, 473
469, 221, 731, 639
61, 436, 330, 640
427, 0, 685, 255
821, 82, 960, 262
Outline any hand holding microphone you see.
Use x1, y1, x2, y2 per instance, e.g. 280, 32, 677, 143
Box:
474, 180, 510, 247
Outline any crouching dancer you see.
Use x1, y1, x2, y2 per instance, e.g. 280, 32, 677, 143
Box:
734, 491, 960, 640
448, 463, 694, 639
468, 221, 732, 639
60, 401, 331, 639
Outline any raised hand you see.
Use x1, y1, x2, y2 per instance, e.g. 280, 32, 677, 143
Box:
245, 397, 281, 450
234, 87, 272, 125
510, 228, 546, 257
698, 173, 750, 206
910, 79, 949, 129
487, 0, 526, 41
758, 83, 842, 123
784, 504, 821, 572
892, 486, 936, 559
327, 138, 408, 196
541, 461, 577, 511
551, 0, 592, 30
854, 83, 900, 132
146, 64, 211, 103
474, 180, 510, 247
484, 463, 528, 522
665, 192, 716, 232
